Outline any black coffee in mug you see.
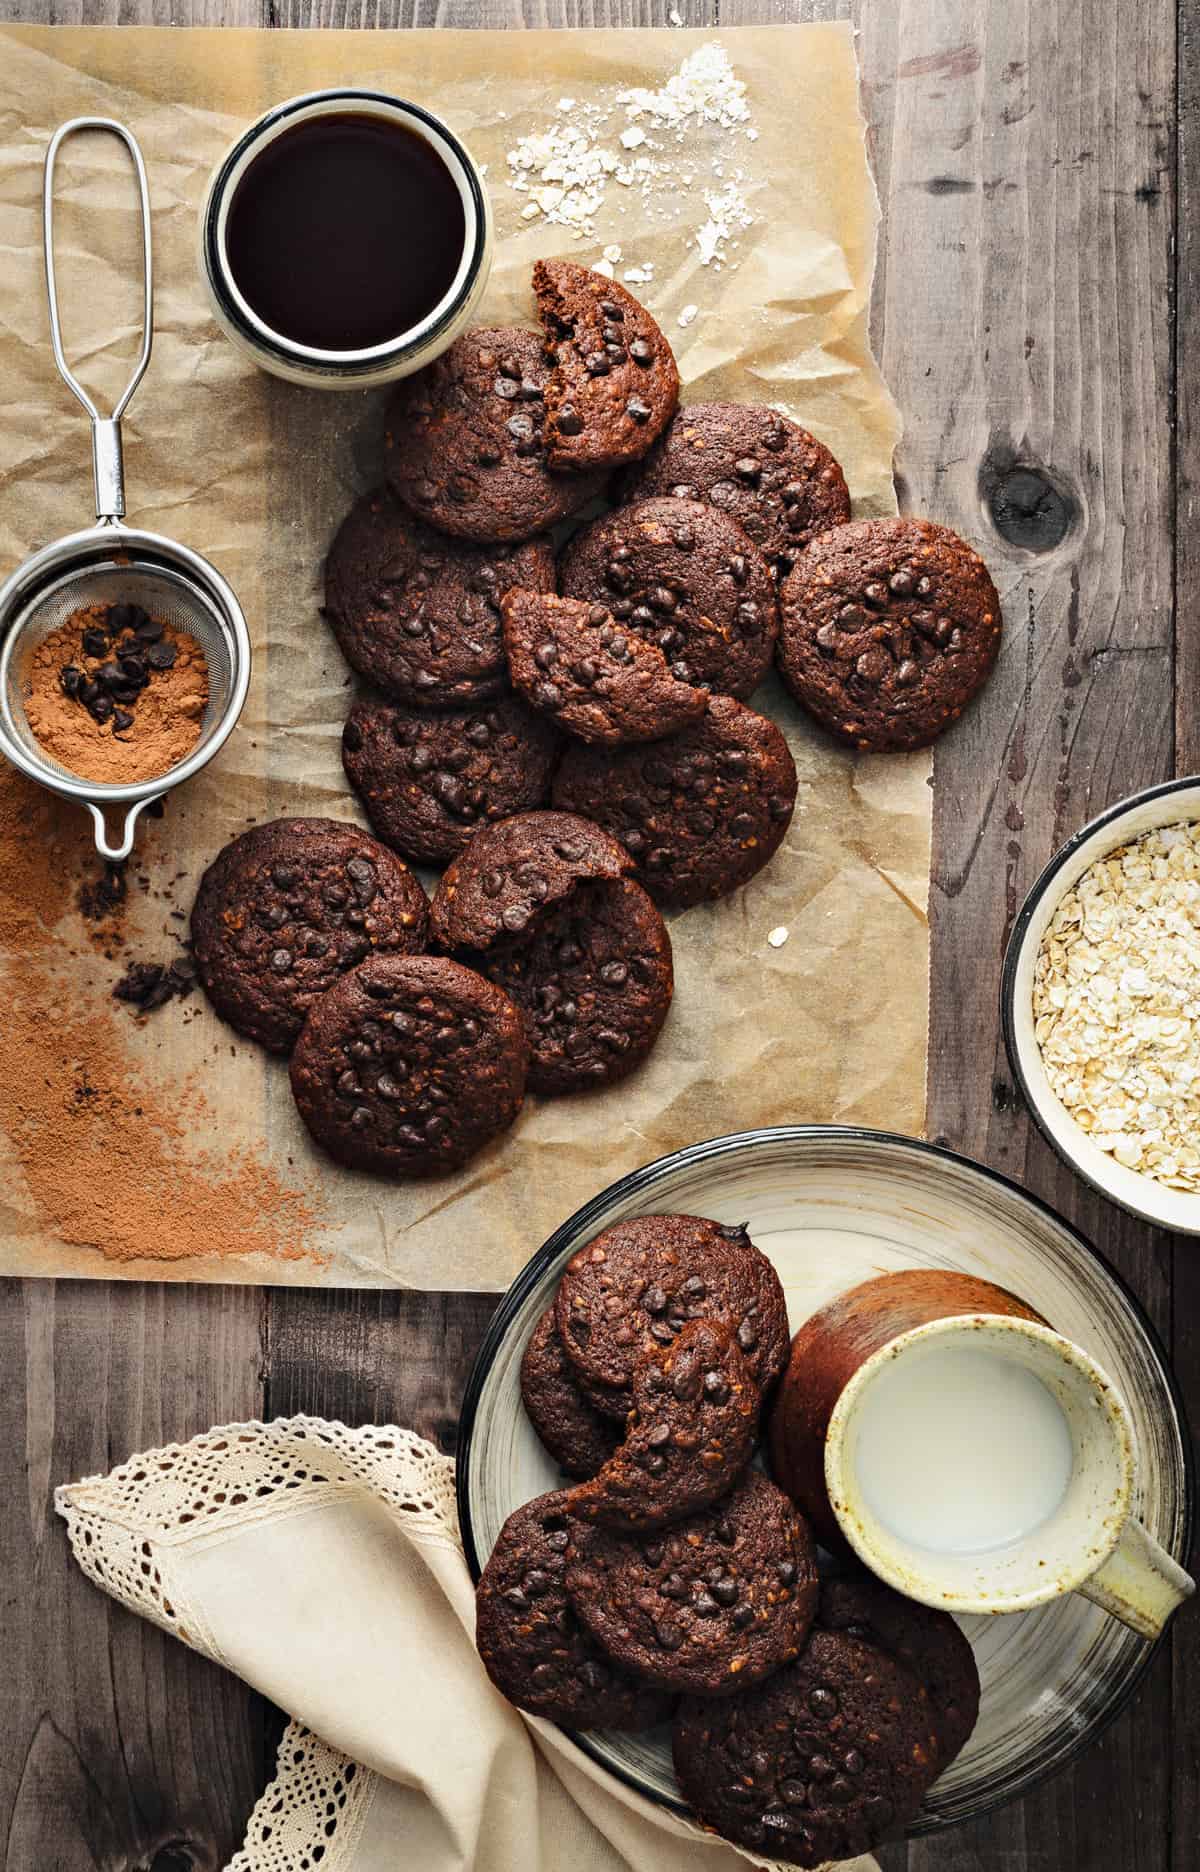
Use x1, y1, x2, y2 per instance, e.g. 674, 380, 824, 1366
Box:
224, 112, 468, 353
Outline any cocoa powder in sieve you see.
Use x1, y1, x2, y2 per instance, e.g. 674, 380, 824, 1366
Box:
24, 601, 209, 785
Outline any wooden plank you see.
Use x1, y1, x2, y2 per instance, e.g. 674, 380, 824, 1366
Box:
0, 1279, 267, 1869
264, 1289, 499, 1450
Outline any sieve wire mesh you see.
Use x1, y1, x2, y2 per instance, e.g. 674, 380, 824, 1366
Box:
2, 556, 238, 787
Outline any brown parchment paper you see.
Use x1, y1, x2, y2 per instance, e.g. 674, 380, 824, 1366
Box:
0, 23, 928, 1290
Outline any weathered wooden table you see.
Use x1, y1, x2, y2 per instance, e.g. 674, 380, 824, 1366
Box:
1, 3, 1196, 1868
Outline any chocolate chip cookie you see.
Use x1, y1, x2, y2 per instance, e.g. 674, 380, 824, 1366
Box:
565, 1470, 817, 1696
324, 488, 554, 707
533, 260, 680, 472
342, 694, 563, 868
521, 1306, 624, 1480
384, 328, 607, 544
554, 1214, 790, 1416
816, 1576, 980, 1769
566, 1319, 758, 1533
552, 696, 798, 909
428, 810, 631, 952
778, 517, 1003, 751
191, 818, 428, 1054
672, 1628, 942, 1865
621, 403, 851, 570
289, 953, 528, 1177
479, 878, 673, 1096
558, 499, 777, 699
501, 590, 708, 746
475, 1491, 674, 1730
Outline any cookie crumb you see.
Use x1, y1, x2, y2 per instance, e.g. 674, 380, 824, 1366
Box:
678, 303, 698, 328
767, 925, 789, 948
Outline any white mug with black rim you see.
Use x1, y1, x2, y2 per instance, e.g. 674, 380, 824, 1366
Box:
200, 88, 493, 389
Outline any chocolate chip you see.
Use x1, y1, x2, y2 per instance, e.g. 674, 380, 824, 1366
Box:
654, 1619, 685, 1651
556, 405, 584, 436
82, 628, 110, 657
808, 1688, 840, 1719
626, 398, 652, 424
599, 301, 624, 320
585, 352, 611, 376
88, 693, 114, 723
270, 948, 293, 974
711, 1577, 739, 1606
629, 338, 654, 365
889, 569, 915, 596
147, 641, 176, 671
112, 707, 134, 732
494, 376, 520, 400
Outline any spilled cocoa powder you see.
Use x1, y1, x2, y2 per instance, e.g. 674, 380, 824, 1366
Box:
0, 764, 321, 1266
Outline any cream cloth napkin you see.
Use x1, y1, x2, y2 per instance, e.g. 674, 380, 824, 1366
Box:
55, 1416, 880, 1872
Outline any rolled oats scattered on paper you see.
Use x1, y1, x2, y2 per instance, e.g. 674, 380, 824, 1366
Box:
1033, 820, 1200, 1190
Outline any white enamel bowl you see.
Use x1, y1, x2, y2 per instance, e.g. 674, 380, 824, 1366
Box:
1002, 776, 1200, 1233
456, 1126, 1193, 1834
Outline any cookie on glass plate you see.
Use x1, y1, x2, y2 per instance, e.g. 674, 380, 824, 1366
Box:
672, 1627, 942, 1865
554, 1212, 790, 1419
520, 1305, 624, 1480
566, 1318, 759, 1533
564, 1469, 817, 1696
475, 1490, 675, 1731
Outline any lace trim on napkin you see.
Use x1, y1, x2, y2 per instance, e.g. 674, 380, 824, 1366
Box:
228, 1722, 374, 1872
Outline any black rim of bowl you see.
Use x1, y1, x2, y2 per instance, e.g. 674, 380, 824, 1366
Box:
455, 1122, 1195, 1830
202, 88, 489, 378
1001, 773, 1200, 1225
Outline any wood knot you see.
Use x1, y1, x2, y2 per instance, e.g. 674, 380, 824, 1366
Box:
982, 464, 1074, 552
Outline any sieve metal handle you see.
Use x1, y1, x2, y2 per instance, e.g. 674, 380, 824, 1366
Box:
43, 118, 154, 528
85, 798, 158, 865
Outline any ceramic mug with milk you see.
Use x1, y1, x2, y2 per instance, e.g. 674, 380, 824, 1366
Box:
823, 1311, 1194, 1638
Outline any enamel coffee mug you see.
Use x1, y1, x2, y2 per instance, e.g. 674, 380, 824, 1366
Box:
770, 1271, 1194, 1639
200, 89, 493, 388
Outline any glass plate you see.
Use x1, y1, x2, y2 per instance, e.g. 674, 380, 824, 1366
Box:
457, 1127, 1194, 1833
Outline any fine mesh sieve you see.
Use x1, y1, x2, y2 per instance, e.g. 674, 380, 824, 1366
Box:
0, 118, 250, 862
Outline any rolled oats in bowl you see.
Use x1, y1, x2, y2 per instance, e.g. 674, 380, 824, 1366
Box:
1032, 819, 1200, 1191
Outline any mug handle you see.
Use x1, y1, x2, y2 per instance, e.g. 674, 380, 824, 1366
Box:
1077, 1517, 1195, 1638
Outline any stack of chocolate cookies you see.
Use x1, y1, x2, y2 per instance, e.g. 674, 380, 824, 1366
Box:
477, 1213, 981, 1867
190, 259, 1003, 1182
